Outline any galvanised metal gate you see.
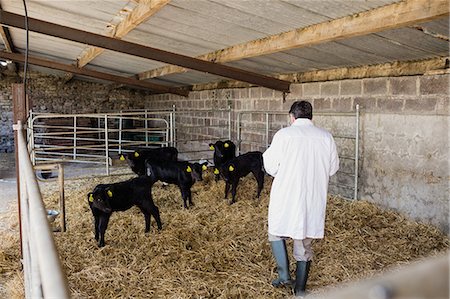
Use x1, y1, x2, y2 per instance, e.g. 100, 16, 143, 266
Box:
27, 106, 233, 174
236, 105, 360, 200
28, 110, 172, 175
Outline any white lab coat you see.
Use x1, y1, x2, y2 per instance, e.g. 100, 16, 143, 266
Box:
263, 118, 339, 240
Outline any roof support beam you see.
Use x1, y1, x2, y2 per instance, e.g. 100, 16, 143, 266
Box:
0, 6, 17, 72
77, 0, 171, 68
0, 51, 189, 96
138, 0, 449, 80
189, 57, 449, 91
0, 11, 291, 93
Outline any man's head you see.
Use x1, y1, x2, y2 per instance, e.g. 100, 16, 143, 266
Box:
289, 101, 313, 123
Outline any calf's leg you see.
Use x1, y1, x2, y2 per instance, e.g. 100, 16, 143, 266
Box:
98, 214, 111, 247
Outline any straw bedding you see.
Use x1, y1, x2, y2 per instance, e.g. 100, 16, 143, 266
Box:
0, 170, 448, 298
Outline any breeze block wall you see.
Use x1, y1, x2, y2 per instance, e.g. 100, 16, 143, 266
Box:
144, 74, 449, 234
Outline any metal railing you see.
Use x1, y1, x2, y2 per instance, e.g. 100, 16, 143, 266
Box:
28, 106, 233, 169
15, 121, 70, 299
28, 110, 172, 175
237, 105, 360, 200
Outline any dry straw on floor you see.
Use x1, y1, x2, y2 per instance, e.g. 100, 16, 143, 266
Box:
1, 170, 448, 298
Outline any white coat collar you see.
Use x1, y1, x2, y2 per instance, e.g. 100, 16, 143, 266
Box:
292, 118, 313, 126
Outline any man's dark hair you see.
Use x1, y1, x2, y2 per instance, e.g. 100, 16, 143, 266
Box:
289, 101, 313, 120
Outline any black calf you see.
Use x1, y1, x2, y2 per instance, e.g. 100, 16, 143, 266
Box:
218, 151, 265, 204
87, 176, 162, 247
145, 160, 207, 209
119, 147, 178, 176
209, 140, 236, 181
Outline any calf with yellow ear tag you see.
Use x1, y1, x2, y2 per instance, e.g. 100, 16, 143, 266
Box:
220, 151, 265, 204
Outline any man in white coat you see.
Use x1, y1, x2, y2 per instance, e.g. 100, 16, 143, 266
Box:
263, 100, 339, 296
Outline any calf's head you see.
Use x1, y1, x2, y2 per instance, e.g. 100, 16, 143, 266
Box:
209, 140, 234, 158
187, 162, 208, 181
87, 187, 114, 214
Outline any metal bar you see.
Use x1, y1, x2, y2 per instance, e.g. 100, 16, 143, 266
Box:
118, 113, 123, 154
58, 164, 66, 232
16, 121, 70, 298
237, 112, 242, 154
228, 105, 232, 141
104, 115, 109, 175
354, 104, 360, 200
73, 116, 77, 159
145, 109, 148, 147
0, 51, 189, 96
265, 112, 269, 148
0, 11, 291, 92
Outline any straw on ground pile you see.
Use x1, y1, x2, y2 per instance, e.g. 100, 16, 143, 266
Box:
0, 170, 448, 298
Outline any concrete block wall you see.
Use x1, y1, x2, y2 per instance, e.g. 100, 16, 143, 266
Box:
0, 71, 448, 233
144, 74, 450, 234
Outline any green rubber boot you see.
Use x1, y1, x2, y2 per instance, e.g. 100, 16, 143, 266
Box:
270, 240, 293, 287
294, 260, 311, 297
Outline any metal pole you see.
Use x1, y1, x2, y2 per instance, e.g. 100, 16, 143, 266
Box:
58, 164, 66, 232
228, 105, 232, 140
118, 114, 123, 154
16, 121, 70, 299
29, 117, 35, 165
104, 115, 109, 175
172, 105, 176, 148
354, 104, 360, 200
73, 116, 77, 159
237, 112, 241, 155
145, 109, 149, 147
265, 112, 269, 148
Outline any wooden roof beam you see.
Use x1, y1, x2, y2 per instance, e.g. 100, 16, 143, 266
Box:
138, 0, 449, 80
0, 11, 290, 93
0, 51, 189, 96
0, 5, 17, 72
76, 0, 171, 68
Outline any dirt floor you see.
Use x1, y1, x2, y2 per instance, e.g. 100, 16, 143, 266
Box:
0, 162, 448, 298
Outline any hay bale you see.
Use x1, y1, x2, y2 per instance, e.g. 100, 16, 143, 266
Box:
0, 170, 448, 298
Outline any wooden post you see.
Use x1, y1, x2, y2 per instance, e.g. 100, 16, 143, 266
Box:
12, 83, 28, 257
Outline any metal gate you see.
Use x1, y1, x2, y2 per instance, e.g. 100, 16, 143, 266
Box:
236, 105, 360, 200
27, 106, 233, 174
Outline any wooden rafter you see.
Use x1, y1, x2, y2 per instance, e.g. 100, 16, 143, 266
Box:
0, 11, 291, 92
76, 0, 171, 68
189, 57, 449, 91
0, 51, 189, 96
138, 0, 449, 80
0, 5, 16, 71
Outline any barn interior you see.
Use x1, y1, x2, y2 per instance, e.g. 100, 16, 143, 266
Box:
0, 0, 449, 298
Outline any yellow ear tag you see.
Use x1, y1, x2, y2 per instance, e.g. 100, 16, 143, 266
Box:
229, 165, 235, 172
89, 194, 94, 202
224, 143, 229, 148
214, 168, 219, 174
186, 166, 192, 173
134, 152, 140, 158
209, 145, 214, 150
107, 190, 113, 197
119, 155, 125, 161
202, 165, 207, 171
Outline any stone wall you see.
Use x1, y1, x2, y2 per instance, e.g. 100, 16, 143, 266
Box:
0, 72, 151, 152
